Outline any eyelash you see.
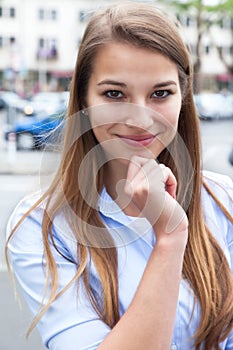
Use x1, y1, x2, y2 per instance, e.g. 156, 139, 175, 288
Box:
104, 90, 124, 99
103, 89, 172, 100
152, 90, 171, 98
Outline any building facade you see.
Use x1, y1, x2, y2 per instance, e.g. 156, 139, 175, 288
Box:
0, 0, 114, 95
0, 0, 232, 95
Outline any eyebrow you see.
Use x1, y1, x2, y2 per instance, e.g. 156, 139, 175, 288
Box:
153, 81, 177, 89
97, 79, 177, 88
97, 80, 127, 87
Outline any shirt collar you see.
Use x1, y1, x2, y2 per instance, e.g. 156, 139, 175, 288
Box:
98, 187, 154, 246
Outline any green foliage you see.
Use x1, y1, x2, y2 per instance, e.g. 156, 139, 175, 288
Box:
163, 0, 233, 16
159, 0, 233, 90
161, 0, 203, 11
209, 0, 233, 15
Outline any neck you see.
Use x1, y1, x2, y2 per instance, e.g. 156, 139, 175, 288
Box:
104, 159, 127, 198
103, 159, 142, 217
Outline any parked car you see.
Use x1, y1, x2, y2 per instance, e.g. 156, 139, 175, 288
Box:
29, 92, 67, 115
194, 93, 233, 120
5, 109, 66, 150
0, 91, 34, 116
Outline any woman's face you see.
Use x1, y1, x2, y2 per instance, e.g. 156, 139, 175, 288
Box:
86, 42, 182, 162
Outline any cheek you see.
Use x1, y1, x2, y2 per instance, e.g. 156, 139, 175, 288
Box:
166, 99, 181, 127
155, 102, 180, 131
91, 125, 111, 144
167, 107, 180, 139
91, 127, 120, 161
156, 101, 181, 147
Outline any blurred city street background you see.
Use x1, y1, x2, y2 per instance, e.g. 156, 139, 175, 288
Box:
0, 0, 233, 349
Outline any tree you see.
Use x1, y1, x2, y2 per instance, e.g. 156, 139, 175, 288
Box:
160, 0, 233, 92
212, 0, 233, 75
160, 0, 211, 92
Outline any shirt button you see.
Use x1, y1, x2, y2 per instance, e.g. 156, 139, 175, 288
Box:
170, 345, 177, 350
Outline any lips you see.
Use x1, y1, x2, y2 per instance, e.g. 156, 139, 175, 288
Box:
117, 134, 156, 147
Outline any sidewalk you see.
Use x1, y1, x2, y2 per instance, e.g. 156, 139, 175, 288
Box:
0, 115, 60, 175
0, 148, 60, 175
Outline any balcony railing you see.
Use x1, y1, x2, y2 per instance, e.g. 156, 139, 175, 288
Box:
36, 47, 58, 60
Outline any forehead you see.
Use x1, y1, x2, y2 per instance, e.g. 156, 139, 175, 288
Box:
90, 42, 179, 82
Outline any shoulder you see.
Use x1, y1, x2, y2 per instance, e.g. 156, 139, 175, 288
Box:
6, 192, 47, 260
201, 171, 233, 258
202, 170, 233, 208
6, 191, 44, 239
6, 191, 76, 260
202, 170, 233, 196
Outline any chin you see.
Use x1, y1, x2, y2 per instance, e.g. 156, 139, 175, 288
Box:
106, 149, 161, 164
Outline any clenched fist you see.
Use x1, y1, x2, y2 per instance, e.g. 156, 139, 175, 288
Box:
124, 156, 188, 243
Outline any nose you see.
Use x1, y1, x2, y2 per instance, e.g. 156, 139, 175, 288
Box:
124, 102, 154, 130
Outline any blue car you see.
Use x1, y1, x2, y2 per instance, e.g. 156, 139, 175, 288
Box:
5, 109, 66, 150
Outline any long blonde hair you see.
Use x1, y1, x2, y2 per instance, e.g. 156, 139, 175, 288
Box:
6, 3, 233, 349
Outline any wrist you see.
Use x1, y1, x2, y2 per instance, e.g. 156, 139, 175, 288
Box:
155, 230, 188, 256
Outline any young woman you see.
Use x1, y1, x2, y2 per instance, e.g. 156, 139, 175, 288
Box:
6, 2, 233, 350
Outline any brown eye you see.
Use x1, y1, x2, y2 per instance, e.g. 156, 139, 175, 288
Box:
105, 90, 123, 99
152, 90, 170, 98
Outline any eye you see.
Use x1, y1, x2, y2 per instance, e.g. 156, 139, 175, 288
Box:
152, 90, 170, 99
104, 90, 124, 99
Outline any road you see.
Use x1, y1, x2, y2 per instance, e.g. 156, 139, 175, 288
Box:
200, 119, 233, 178
0, 118, 232, 350
0, 175, 46, 350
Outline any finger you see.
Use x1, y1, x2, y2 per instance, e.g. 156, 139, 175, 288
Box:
126, 155, 151, 180
125, 156, 151, 193
127, 156, 160, 181
137, 162, 176, 197
160, 165, 177, 199
125, 158, 157, 195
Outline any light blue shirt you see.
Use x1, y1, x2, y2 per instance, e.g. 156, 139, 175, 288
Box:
6, 171, 233, 350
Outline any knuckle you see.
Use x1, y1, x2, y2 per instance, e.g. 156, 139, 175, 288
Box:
134, 184, 148, 199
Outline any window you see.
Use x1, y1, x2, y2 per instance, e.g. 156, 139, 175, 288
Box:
219, 17, 232, 29
219, 18, 224, 29
37, 38, 58, 60
79, 10, 85, 22
9, 7, 15, 17
38, 9, 45, 20
51, 9, 57, 20
10, 37, 16, 45
219, 46, 231, 56
39, 38, 45, 49
0, 36, 15, 47
184, 15, 196, 28
79, 9, 92, 23
0, 6, 16, 18
176, 14, 181, 23
38, 8, 57, 20
205, 45, 210, 55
